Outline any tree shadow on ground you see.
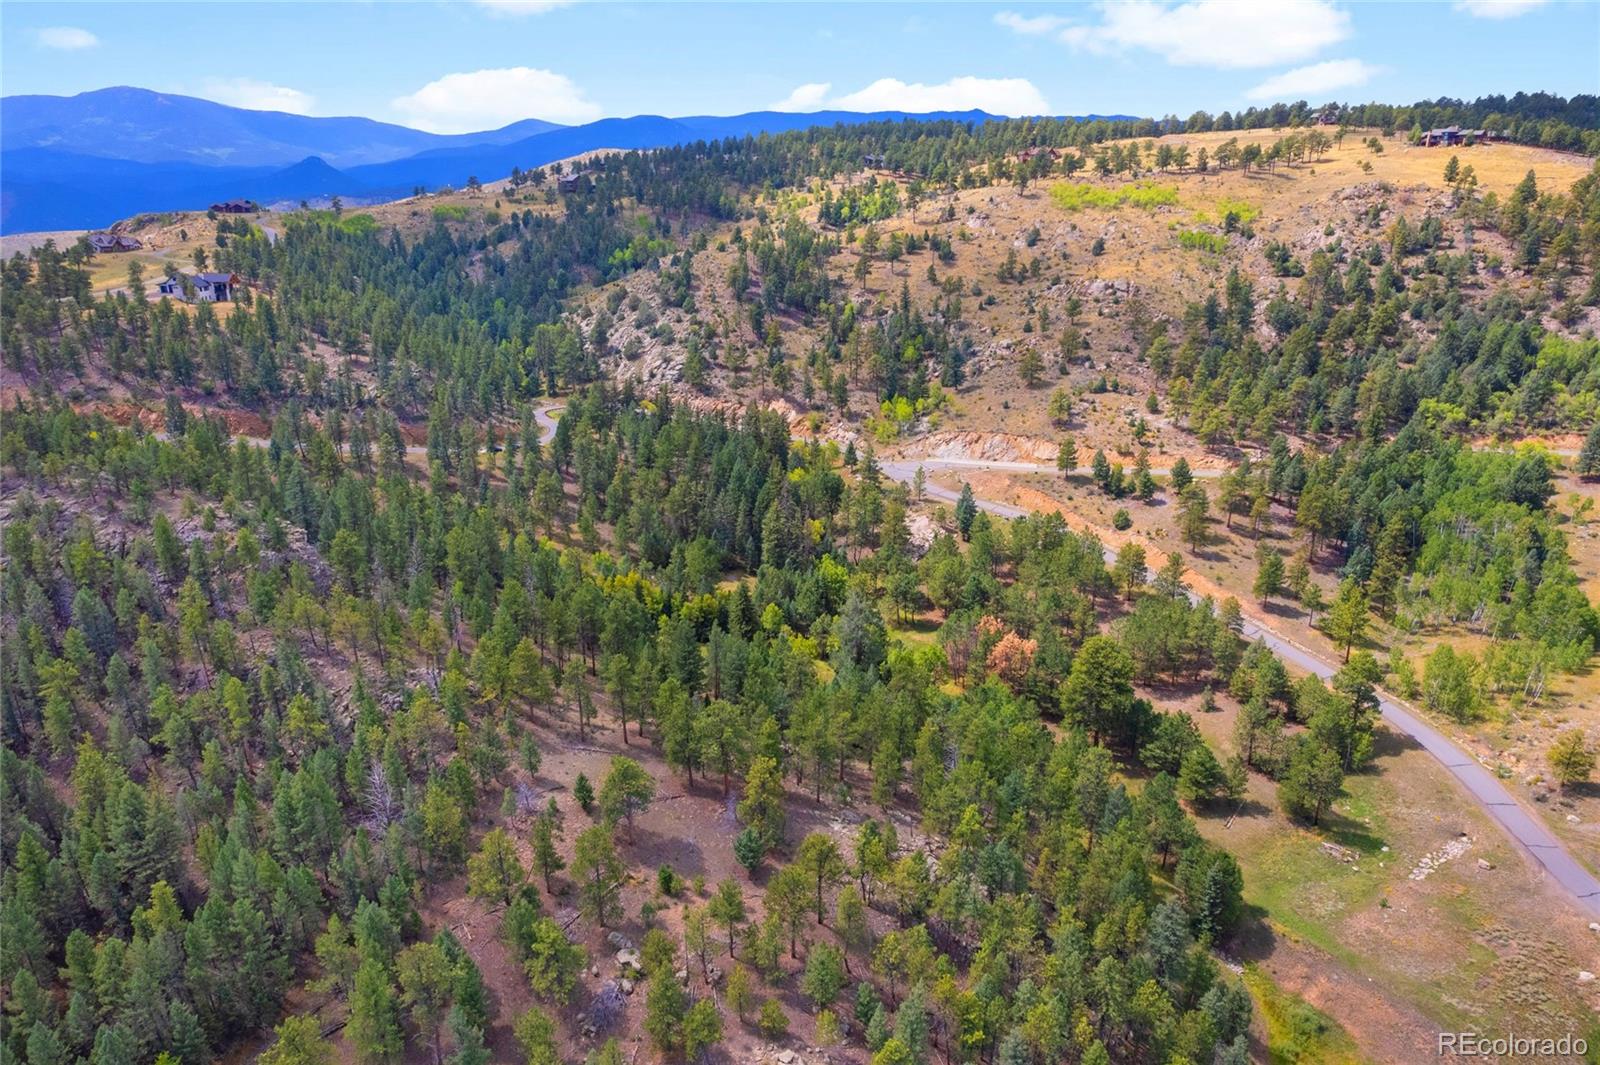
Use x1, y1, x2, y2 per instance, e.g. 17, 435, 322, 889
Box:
1261, 599, 1306, 622
625, 824, 707, 880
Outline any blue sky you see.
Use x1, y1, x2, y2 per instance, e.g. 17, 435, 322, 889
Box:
3, 1, 1596, 132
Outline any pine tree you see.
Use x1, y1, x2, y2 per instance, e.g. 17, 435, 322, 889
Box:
1278, 739, 1344, 825
1170, 456, 1193, 492
1178, 483, 1210, 552
1057, 437, 1079, 478
348, 959, 402, 1065
1112, 543, 1147, 602
1323, 579, 1369, 662
802, 942, 847, 1009
1252, 548, 1284, 603
757, 998, 790, 1038
683, 998, 724, 1060
597, 756, 656, 836
1577, 423, 1600, 477
955, 483, 978, 541
1091, 449, 1112, 491
726, 964, 756, 1021
522, 917, 585, 1004
466, 828, 525, 906
513, 1007, 560, 1065
736, 756, 786, 851
571, 826, 624, 927
794, 833, 846, 922
531, 810, 564, 892
397, 941, 455, 1064
708, 879, 747, 955
644, 968, 689, 1052
1018, 348, 1044, 387
734, 827, 766, 877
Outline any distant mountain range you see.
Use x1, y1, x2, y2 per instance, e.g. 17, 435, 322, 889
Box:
0, 86, 1134, 233
1, 87, 565, 167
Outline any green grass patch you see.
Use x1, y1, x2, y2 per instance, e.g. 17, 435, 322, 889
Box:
432, 204, 471, 222
1227, 772, 1391, 957
1193, 197, 1262, 226
1177, 230, 1228, 253
1242, 965, 1368, 1064
888, 618, 940, 648
1050, 181, 1179, 212
295, 209, 379, 236
335, 213, 378, 236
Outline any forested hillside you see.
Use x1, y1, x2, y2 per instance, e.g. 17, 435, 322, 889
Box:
3, 101, 1600, 1065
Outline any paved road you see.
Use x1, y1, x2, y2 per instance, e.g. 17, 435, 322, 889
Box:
884, 456, 1600, 918
888, 456, 1224, 479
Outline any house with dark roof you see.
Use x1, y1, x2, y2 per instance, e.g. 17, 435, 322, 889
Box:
557, 172, 592, 194
210, 200, 259, 214
88, 233, 142, 253
157, 271, 240, 302
1421, 126, 1495, 147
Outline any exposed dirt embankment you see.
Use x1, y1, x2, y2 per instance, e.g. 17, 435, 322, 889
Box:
915, 429, 1061, 463
667, 390, 867, 446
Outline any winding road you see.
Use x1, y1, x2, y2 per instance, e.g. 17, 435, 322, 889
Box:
882, 455, 1600, 918
151, 402, 1600, 916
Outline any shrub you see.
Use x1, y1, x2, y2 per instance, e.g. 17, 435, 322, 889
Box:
1549, 729, 1594, 788
757, 998, 790, 1038
1051, 182, 1180, 212
1177, 230, 1228, 253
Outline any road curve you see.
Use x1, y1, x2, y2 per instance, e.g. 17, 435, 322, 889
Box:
883, 456, 1600, 918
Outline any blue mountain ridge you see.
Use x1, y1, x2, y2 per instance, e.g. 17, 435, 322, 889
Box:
0, 88, 1137, 233
1, 87, 564, 168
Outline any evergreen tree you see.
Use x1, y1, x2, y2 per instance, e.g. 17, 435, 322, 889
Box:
571, 826, 625, 927
955, 484, 978, 541
396, 941, 456, 1065
1323, 580, 1369, 662
512, 1008, 560, 1065
348, 960, 403, 1065
1278, 739, 1344, 825
1252, 548, 1284, 604
1057, 437, 1079, 478
644, 968, 689, 1053
466, 828, 526, 905
1577, 423, 1600, 477
597, 756, 657, 836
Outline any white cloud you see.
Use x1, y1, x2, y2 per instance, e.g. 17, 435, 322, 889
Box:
1245, 58, 1379, 101
1452, 0, 1547, 17
772, 83, 833, 111
472, 0, 575, 15
994, 11, 1071, 36
772, 76, 1050, 116
36, 26, 99, 50
1049, 0, 1351, 69
392, 67, 601, 133
200, 77, 317, 115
